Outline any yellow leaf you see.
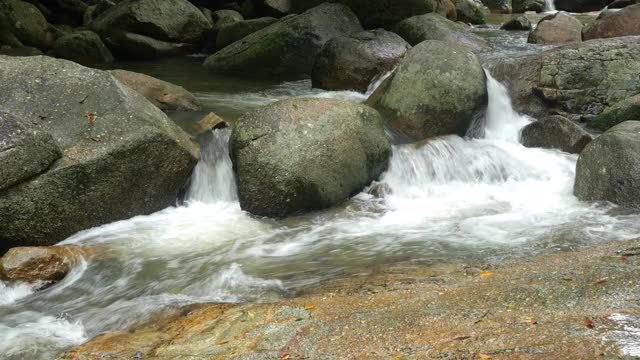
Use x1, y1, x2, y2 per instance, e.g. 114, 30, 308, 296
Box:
524, 316, 538, 324
281, 354, 290, 360
304, 305, 316, 310
216, 340, 229, 345
393, 355, 403, 359
247, 311, 255, 318
478, 353, 492, 360
479, 271, 494, 277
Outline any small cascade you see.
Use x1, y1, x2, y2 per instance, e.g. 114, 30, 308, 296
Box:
483, 70, 532, 142
365, 69, 395, 96
544, 0, 557, 12
185, 128, 238, 203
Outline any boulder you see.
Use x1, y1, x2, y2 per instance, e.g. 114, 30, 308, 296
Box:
215, 17, 278, 50
2, 0, 51, 49
453, 0, 487, 24
52, 30, 114, 65
193, 112, 227, 135
311, 29, 410, 93
590, 94, 640, 131
481, 0, 512, 13
0, 56, 198, 250
262, 0, 291, 16
204, 3, 363, 78
0, 246, 84, 283
574, 121, 640, 208
290, 0, 456, 29
211, 9, 244, 31
92, 0, 211, 44
110, 69, 201, 112
501, 15, 532, 30
491, 36, 640, 120
105, 32, 195, 59
555, 0, 614, 12
608, 0, 640, 9
520, 115, 592, 153
512, 0, 545, 12
367, 40, 487, 142
231, 98, 391, 218
583, 3, 640, 40
527, 12, 583, 44
393, 13, 490, 52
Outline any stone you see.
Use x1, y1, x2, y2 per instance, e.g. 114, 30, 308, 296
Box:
92, 0, 211, 44
527, 12, 583, 45
501, 15, 532, 31
52, 30, 113, 65
367, 40, 487, 142
520, 115, 592, 153
574, 121, 640, 208
491, 36, 640, 120
204, 3, 363, 79
583, 3, 640, 40
590, 94, 640, 131
393, 13, 490, 51
263, 0, 291, 16
453, 0, 487, 24
215, 17, 278, 50
211, 9, 244, 31
110, 69, 201, 112
0, 55, 198, 249
231, 98, 391, 218
193, 112, 228, 135
0, 246, 84, 283
311, 29, 410, 93
2, 0, 51, 49
481, 0, 512, 13
512, 0, 546, 12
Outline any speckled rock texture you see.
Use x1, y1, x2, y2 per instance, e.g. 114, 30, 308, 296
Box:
590, 94, 640, 131
231, 98, 391, 218
527, 12, 583, 45
0, 56, 198, 251
583, 3, 640, 40
0, 246, 84, 282
520, 115, 592, 153
311, 29, 410, 93
491, 36, 640, 120
392, 13, 490, 51
204, 3, 363, 79
575, 121, 640, 208
368, 40, 487, 142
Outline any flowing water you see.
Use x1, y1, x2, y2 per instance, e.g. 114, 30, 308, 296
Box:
2, 28, 639, 359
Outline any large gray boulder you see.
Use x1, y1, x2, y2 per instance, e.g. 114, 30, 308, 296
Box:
231, 98, 391, 218
520, 115, 592, 153
491, 36, 640, 120
392, 13, 490, 52
52, 30, 113, 65
583, 3, 640, 40
0, 56, 198, 250
311, 29, 410, 93
574, 121, 640, 208
367, 40, 487, 142
92, 0, 211, 44
590, 94, 640, 131
204, 3, 363, 78
528, 12, 583, 45
216, 17, 278, 50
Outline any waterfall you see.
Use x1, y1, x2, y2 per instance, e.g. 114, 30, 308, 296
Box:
483, 70, 532, 142
544, 0, 557, 12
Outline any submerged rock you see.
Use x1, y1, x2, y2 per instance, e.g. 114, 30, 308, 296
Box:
590, 94, 640, 131
110, 69, 201, 112
0, 56, 198, 250
204, 3, 363, 78
52, 30, 113, 65
491, 36, 640, 119
583, 3, 640, 40
215, 17, 278, 50
231, 98, 391, 218
311, 29, 410, 93
575, 121, 640, 208
501, 15, 532, 31
0, 246, 83, 283
368, 40, 487, 142
520, 115, 592, 153
527, 12, 583, 45
393, 13, 490, 51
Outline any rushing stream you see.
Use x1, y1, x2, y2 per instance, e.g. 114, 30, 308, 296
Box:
2, 26, 640, 360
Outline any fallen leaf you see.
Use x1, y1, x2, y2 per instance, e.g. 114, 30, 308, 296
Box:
304, 305, 316, 310
583, 317, 595, 329
620, 256, 628, 262
247, 311, 255, 318
216, 340, 229, 345
479, 271, 494, 277
524, 316, 538, 324
594, 279, 607, 285
478, 353, 492, 359
281, 354, 290, 360
393, 355, 403, 359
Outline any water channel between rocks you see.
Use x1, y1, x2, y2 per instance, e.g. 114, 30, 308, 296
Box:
2, 18, 640, 360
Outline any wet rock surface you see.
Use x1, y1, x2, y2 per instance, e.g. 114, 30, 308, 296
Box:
393, 13, 491, 51
60, 238, 640, 359
0, 246, 84, 283
527, 12, 583, 45
501, 15, 532, 30
520, 115, 592, 153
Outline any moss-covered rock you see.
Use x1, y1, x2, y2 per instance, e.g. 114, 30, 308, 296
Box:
231, 98, 391, 218
453, 0, 486, 24
216, 17, 278, 50
204, 3, 363, 78
392, 13, 490, 51
2, 0, 50, 49
590, 94, 640, 131
512, 0, 545, 12
0, 55, 198, 250
367, 40, 487, 142
52, 30, 113, 65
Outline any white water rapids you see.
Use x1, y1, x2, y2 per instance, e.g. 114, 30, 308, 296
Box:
1, 71, 640, 359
